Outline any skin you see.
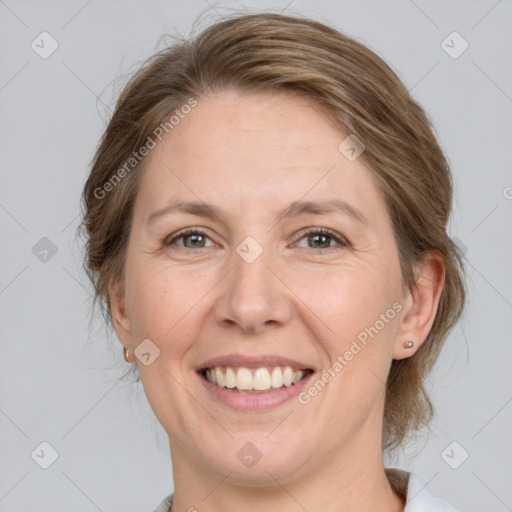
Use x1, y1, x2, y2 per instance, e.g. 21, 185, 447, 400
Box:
110, 89, 445, 512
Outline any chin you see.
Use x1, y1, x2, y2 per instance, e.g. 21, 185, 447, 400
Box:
200, 432, 316, 485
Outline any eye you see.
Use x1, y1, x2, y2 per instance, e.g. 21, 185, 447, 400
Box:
294, 228, 348, 251
164, 228, 216, 249
164, 227, 348, 252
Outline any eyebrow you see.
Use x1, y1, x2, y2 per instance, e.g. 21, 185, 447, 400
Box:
146, 199, 369, 227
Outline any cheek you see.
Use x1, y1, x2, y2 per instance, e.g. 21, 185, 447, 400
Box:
301, 265, 399, 337
297, 264, 400, 398
302, 269, 399, 417
124, 259, 196, 344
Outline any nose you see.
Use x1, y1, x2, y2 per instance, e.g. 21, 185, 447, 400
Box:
214, 244, 292, 333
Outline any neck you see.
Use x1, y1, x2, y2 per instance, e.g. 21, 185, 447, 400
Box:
168, 435, 406, 512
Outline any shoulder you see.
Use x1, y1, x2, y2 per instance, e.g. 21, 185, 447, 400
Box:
386, 467, 461, 512
151, 493, 173, 512
405, 472, 460, 511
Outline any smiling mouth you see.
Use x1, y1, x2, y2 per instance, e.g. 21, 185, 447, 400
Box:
199, 366, 314, 393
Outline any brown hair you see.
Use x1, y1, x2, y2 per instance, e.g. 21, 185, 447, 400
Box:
79, 12, 466, 454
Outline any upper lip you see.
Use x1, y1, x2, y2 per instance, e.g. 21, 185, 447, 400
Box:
198, 354, 314, 371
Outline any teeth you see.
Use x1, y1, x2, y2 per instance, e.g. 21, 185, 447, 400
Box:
253, 368, 271, 390
283, 366, 293, 387
225, 367, 237, 388
237, 368, 253, 390
204, 366, 307, 392
271, 367, 283, 388
215, 367, 224, 387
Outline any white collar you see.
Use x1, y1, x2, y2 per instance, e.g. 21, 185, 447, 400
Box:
386, 468, 460, 511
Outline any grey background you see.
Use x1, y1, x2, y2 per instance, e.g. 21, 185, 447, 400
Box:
1, 0, 511, 511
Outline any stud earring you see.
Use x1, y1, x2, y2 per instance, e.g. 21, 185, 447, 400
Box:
403, 340, 414, 349
123, 345, 131, 362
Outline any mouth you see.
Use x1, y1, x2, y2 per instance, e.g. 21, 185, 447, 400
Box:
196, 354, 316, 411
198, 366, 314, 394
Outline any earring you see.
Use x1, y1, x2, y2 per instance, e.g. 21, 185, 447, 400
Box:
123, 345, 131, 362
403, 340, 414, 349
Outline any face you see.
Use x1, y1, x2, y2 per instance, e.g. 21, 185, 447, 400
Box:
111, 89, 422, 486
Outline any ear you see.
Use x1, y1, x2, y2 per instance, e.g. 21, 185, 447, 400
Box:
393, 250, 445, 360
109, 278, 132, 348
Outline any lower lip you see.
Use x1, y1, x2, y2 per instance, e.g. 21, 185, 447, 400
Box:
198, 371, 314, 411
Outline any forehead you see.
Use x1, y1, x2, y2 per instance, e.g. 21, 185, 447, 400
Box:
157, 89, 344, 166
135, 89, 385, 222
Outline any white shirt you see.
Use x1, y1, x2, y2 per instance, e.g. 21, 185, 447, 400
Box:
151, 468, 460, 511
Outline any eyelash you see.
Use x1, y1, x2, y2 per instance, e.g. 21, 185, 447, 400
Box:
164, 227, 348, 252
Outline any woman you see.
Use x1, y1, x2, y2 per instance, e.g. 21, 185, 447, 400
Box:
80, 12, 466, 512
